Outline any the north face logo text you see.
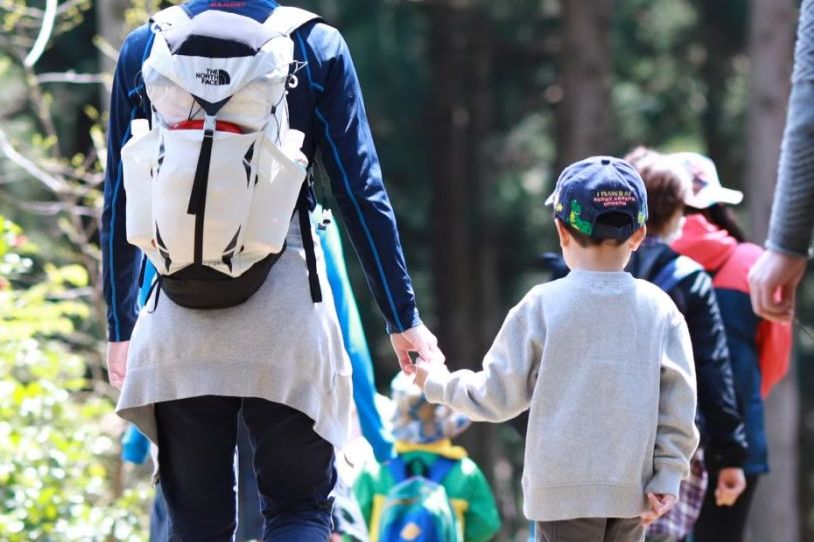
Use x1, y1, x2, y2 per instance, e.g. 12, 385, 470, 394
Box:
196, 68, 230, 86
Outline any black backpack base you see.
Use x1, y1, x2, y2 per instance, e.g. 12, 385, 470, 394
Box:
161, 248, 283, 309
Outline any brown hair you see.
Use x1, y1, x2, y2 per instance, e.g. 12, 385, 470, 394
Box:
559, 212, 633, 248
625, 146, 689, 234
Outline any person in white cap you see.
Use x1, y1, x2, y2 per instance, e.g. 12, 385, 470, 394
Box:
669, 152, 792, 542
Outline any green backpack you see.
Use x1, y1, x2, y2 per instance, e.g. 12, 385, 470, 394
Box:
377, 457, 460, 542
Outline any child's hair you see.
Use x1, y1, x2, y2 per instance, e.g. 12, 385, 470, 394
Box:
560, 212, 635, 247
625, 146, 689, 234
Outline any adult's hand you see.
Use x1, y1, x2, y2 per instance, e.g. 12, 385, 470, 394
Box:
715, 467, 746, 506
390, 324, 445, 375
107, 341, 130, 389
748, 249, 807, 322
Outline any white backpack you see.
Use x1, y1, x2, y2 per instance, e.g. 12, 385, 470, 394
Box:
120, 5, 321, 308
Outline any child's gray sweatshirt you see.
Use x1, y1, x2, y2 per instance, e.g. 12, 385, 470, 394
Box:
424, 269, 699, 522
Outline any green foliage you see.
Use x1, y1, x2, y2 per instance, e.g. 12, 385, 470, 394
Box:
0, 216, 150, 542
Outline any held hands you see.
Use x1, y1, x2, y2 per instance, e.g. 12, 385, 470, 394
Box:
748, 249, 807, 322
106, 341, 130, 390
715, 467, 746, 506
639, 493, 676, 527
390, 324, 445, 375
414, 357, 448, 389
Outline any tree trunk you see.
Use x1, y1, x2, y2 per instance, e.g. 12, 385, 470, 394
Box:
696, 0, 746, 187
556, 0, 613, 168
427, 2, 498, 469
96, 0, 130, 74
746, 0, 796, 241
744, 0, 797, 540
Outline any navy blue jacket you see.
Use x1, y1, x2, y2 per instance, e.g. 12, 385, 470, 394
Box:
674, 215, 794, 475
101, 0, 420, 341
627, 240, 748, 470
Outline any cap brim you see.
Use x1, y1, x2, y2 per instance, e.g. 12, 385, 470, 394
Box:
686, 186, 743, 208
544, 191, 556, 206
716, 186, 744, 205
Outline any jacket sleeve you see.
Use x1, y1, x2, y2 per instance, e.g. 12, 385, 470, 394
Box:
756, 319, 793, 398
299, 26, 420, 333
100, 28, 152, 341
680, 271, 748, 469
647, 316, 700, 497
769, 0, 814, 256
424, 291, 542, 422
462, 461, 501, 542
319, 219, 395, 461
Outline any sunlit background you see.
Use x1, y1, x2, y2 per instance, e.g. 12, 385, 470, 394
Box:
0, 0, 811, 540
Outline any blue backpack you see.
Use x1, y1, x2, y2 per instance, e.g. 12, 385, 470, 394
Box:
376, 457, 460, 542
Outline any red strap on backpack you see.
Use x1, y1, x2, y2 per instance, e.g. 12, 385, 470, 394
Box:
170, 119, 243, 134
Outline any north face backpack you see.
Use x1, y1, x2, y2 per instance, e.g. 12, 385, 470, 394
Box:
120, 5, 322, 309
375, 457, 460, 542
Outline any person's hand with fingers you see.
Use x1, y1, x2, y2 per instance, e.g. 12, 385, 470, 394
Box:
639, 492, 677, 527
107, 341, 130, 390
748, 249, 807, 322
714, 467, 746, 506
414, 357, 449, 390
390, 323, 445, 375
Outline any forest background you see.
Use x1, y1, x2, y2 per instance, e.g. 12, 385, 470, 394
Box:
0, 0, 811, 540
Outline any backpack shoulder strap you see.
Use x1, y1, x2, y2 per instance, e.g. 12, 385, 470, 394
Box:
150, 5, 190, 31
427, 457, 457, 484
263, 6, 322, 36
652, 255, 702, 293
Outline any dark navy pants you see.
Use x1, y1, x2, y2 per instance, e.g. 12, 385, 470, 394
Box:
155, 396, 335, 542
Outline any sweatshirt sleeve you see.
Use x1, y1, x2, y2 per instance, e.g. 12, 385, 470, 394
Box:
769, 0, 814, 256
646, 316, 700, 497
424, 292, 543, 422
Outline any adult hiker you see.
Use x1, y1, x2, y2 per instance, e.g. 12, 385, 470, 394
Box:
100, 1, 442, 540
120, 216, 393, 541
749, 0, 813, 321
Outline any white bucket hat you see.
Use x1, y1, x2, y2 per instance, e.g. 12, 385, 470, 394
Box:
670, 152, 743, 209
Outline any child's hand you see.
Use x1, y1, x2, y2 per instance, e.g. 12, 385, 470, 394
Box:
414, 359, 432, 389
414, 358, 447, 389
639, 492, 676, 526
715, 467, 746, 506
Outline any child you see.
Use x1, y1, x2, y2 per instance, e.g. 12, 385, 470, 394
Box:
416, 156, 700, 542
354, 372, 501, 542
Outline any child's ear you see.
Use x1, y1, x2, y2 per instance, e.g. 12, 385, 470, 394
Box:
554, 218, 570, 247
628, 226, 647, 251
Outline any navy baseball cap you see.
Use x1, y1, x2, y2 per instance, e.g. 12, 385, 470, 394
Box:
546, 156, 648, 240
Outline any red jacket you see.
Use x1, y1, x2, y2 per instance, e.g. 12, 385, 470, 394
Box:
673, 215, 791, 398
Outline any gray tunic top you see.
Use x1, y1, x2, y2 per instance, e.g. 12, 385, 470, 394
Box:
116, 217, 354, 450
